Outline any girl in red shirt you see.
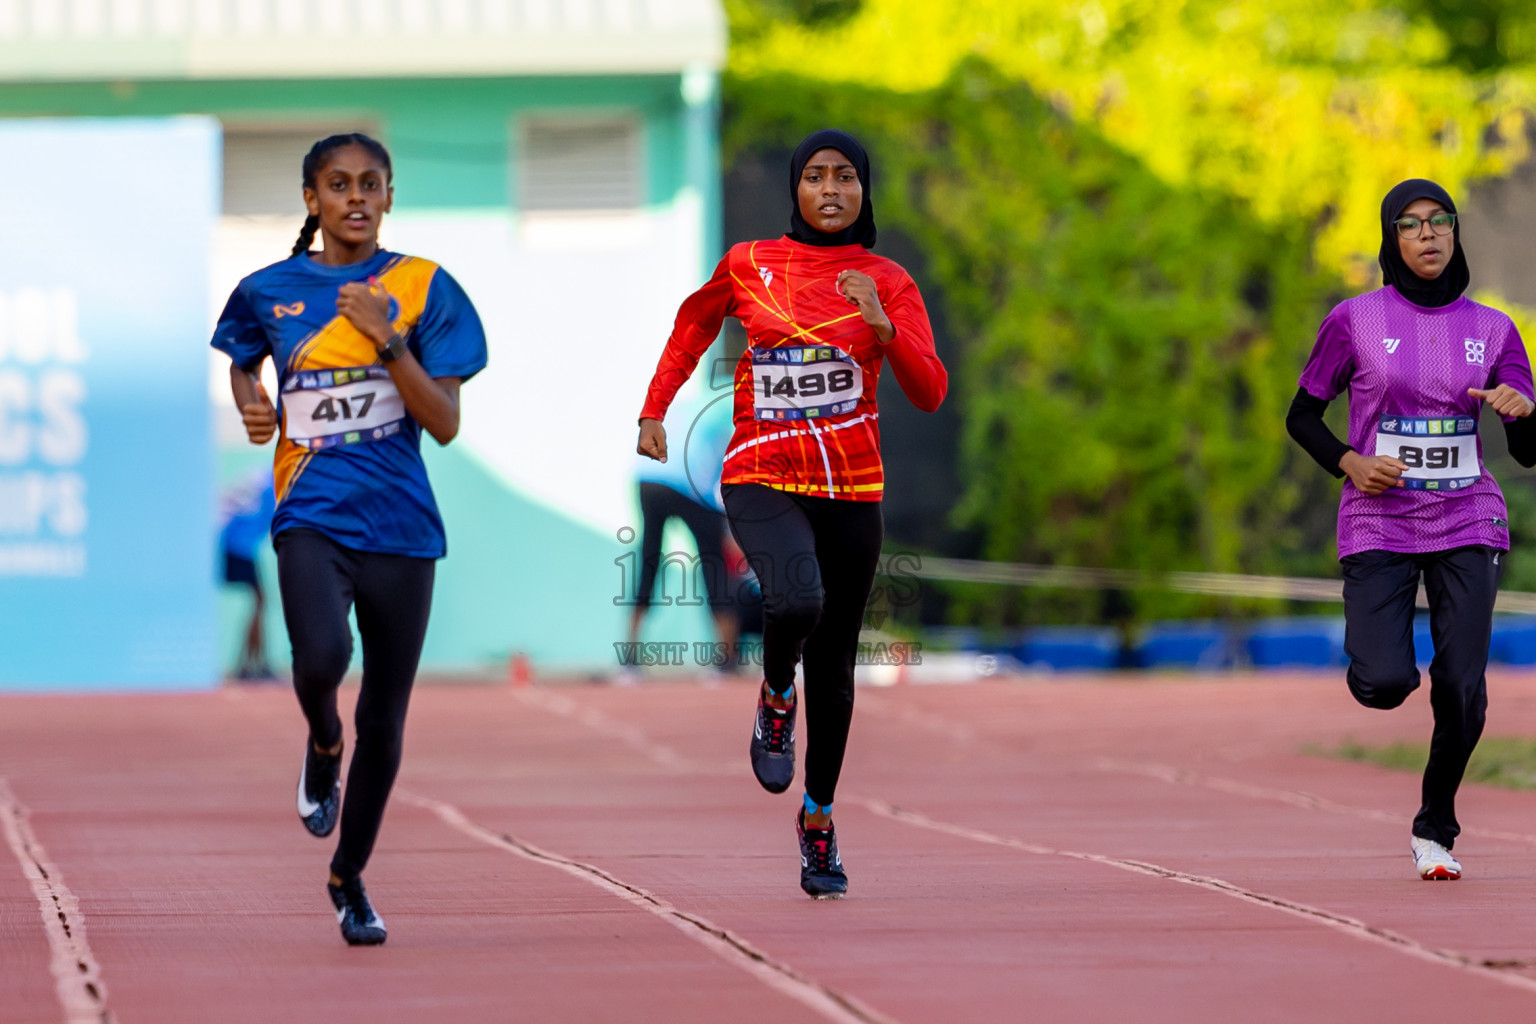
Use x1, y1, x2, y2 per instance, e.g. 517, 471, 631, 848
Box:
638, 129, 947, 898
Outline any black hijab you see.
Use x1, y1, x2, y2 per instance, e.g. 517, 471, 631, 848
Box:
787, 129, 877, 249
1379, 178, 1470, 308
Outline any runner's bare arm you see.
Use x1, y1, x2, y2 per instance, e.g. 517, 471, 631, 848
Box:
337, 280, 463, 445
1472, 385, 1536, 467
1339, 451, 1409, 496
1469, 386, 1535, 419
637, 418, 668, 462
836, 270, 894, 343
388, 370, 461, 446
229, 362, 277, 445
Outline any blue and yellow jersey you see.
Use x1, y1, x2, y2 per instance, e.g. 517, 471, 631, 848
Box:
211, 250, 488, 559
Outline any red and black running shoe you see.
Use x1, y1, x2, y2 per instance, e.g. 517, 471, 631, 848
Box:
797, 809, 848, 899
749, 686, 796, 793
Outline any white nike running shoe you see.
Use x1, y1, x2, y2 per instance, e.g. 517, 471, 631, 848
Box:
297, 740, 342, 838
1411, 836, 1461, 880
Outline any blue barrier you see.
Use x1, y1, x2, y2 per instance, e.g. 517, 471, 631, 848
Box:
1413, 619, 1434, 666
937, 615, 1536, 675
1014, 627, 1120, 671
1133, 621, 1233, 670
1492, 617, 1536, 666
1246, 618, 1345, 668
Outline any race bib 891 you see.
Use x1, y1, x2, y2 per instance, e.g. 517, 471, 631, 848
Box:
751, 345, 862, 421
282, 366, 406, 450
1373, 414, 1481, 492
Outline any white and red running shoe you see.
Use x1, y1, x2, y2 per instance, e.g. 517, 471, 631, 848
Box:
1411, 836, 1461, 880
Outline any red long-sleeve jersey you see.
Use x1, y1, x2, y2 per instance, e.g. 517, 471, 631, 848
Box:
640, 237, 947, 501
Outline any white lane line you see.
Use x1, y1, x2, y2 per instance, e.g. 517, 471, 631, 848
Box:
513, 689, 734, 776
856, 699, 976, 744
514, 689, 694, 770
861, 696, 1536, 848
398, 789, 899, 1024
1093, 757, 1536, 848
524, 689, 1536, 992
0, 778, 113, 1024
853, 797, 1536, 992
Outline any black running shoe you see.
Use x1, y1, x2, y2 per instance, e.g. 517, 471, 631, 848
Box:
749, 687, 796, 793
297, 740, 341, 838
797, 809, 848, 900
327, 876, 387, 946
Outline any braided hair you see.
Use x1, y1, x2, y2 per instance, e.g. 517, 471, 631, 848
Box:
291, 133, 394, 257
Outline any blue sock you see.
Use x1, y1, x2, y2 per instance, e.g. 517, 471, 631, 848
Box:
802, 793, 831, 818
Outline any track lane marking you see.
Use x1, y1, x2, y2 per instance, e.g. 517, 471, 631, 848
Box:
1092, 757, 1536, 847
851, 797, 1536, 990
0, 778, 112, 1024
523, 687, 1536, 993
398, 789, 899, 1024
514, 688, 734, 775
855, 699, 977, 744
862, 695, 1536, 847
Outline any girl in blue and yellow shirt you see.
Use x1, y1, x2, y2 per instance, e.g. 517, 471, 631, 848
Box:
211, 133, 487, 946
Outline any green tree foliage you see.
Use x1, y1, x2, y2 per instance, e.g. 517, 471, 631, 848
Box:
724, 0, 1536, 621
741, 0, 862, 28
1399, 0, 1536, 71
731, 0, 1532, 287
728, 65, 1341, 616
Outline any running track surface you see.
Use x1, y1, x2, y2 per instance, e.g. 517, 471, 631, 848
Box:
8, 674, 1536, 1023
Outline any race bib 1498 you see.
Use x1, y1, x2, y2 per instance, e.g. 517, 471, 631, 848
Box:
751, 345, 862, 421
282, 366, 406, 450
1373, 414, 1481, 492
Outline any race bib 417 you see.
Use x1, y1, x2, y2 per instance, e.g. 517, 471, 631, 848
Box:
283, 366, 406, 450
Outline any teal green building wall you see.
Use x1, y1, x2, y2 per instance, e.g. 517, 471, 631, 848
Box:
0, 75, 701, 210
4, 74, 725, 678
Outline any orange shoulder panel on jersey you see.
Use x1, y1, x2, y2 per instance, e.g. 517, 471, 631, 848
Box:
377, 255, 438, 339
284, 255, 438, 375
274, 255, 440, 504
273, 446, 313, 504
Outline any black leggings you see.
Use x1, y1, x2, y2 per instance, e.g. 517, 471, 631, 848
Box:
274, 528, 435, 882
1341, 545, 1502, 849
635, 481, 728, 610
721, 483, 883, 807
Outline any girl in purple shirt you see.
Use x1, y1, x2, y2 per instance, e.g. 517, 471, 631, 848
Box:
1288, 178, 1536, 881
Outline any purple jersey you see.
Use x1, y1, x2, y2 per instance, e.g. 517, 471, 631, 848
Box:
1299, 286, 1533, 558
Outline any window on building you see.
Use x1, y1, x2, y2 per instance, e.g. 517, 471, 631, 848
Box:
221, 125, 378, 217
519, 117, 643, 213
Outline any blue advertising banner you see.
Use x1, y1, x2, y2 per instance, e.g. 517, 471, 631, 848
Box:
0, 117, 219, 689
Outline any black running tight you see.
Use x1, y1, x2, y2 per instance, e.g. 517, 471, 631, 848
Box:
274, 528, 435, 882
635, 481, 728, 610
1341, 545, 1501, 850
722, 483, 883, 807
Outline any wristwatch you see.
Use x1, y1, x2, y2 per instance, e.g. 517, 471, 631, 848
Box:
378, 332, 409, 363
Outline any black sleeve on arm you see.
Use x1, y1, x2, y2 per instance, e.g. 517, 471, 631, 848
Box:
1286, 387, 1350, 479
1505, 416, 1536, 468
